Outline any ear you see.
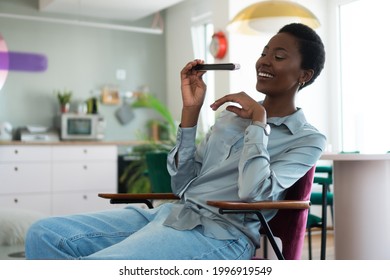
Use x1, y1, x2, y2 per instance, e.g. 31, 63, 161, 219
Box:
300, 69, 314, 84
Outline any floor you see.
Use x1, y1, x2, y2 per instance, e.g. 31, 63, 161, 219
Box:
301, 230, 334, 260
0, 244, 25, 260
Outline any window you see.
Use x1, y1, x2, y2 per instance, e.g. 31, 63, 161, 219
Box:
191, 22, 215, 135
339, 0, 390, 153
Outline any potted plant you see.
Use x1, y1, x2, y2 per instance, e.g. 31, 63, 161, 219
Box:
131, 93, 176, 143
119, 93, 176, 194
55, 90, 72, 113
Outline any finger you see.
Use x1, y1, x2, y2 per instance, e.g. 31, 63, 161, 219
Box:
181, 61, 207, 81
181, 59, 204, 75
210, 93, 242, 111
226, 105, 243, 115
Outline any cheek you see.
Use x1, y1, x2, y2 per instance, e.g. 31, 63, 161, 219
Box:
278, 64, 301, 84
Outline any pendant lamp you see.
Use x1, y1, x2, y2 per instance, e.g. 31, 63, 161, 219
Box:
228, 0, 320, 34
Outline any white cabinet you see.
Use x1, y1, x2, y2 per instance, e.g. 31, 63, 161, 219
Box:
0, 146, 51, 215
0, 144, 118, 216
52, 192, 117, 215
0, 194, 51, 214
51, 145, 117, 215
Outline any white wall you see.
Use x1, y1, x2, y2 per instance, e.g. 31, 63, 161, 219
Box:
165, 0, 209, 122
166, 0, 333, 150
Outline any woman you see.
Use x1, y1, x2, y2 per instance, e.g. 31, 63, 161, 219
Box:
25, 23, 326, 260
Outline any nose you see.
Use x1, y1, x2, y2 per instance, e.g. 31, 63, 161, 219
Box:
256, 55, 268, 71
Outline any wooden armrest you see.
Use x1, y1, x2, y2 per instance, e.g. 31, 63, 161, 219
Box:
98, 193, 179, 200
98, 193, 179, 207
207, 200, 311, 210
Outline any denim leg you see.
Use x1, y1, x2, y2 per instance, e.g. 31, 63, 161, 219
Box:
26, 203, 255, 260
25, 205, 162, 259
85, 225, 254, 260
84, 204, 255, 260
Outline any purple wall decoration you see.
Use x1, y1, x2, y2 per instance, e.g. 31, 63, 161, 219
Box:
0, 32, 48, 90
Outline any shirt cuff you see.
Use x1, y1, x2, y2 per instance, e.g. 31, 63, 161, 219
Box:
176, 125, 197, 148
244, 125, 269, 147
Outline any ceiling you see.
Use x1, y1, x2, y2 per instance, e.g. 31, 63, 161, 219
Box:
38, 0, 187, 22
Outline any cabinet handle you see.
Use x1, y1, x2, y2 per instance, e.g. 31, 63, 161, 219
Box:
14, 149, 19, 155
83, 165, 88, 170
83, 195, 88, 200
14, 198, 19, 203
14, 166, 18, 172
83, 149, 88, 154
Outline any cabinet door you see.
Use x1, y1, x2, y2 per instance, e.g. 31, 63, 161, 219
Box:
0, 194, 51, 215
0, 146, 51, 162
52, 161, 117, 192
0, 163, 51, 194
51, 145, 117, 192
51, 192, 124, 215
52, 146, 117, 161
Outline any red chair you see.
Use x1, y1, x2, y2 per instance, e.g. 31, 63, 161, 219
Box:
99, 166, 315, 260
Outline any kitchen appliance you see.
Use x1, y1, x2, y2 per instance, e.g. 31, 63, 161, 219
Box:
0, 122, 13, 140
20, 129, 59, 142
56, 113, 105, 140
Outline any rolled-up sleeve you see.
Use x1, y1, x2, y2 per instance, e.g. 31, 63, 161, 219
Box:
167, 126, 199, 196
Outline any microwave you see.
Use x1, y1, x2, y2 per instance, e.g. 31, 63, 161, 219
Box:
56, 114, 105, 140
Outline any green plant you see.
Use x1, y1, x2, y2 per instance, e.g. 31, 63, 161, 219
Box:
131, 93, 176, 143
56, 90, 72, 105
120, 93, 176, 193
119, 142, 172, 193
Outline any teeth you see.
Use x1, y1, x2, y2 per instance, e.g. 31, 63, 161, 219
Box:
258, 72, 273, 78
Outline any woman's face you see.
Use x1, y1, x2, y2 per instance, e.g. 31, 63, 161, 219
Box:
255, 32, 305, 96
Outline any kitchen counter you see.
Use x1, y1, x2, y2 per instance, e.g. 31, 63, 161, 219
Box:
0, 140, 146, 146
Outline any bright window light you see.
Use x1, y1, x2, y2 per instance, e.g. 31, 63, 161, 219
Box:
191, 22, 215, 135
339, 0, 390, 153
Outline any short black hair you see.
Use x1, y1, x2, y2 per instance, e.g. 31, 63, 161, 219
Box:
278, 23, 325, 90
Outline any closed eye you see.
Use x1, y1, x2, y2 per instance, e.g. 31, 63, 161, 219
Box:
275, 55, 285, 60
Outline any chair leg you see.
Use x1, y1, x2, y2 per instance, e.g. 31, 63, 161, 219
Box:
320, 183, 328, 260
219, 209, 284, 260
256, 212, 284, 260
308, 228, 313, 260
263, 235, 268, 259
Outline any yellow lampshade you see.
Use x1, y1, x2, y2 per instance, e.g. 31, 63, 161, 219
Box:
228, 1, 320, 34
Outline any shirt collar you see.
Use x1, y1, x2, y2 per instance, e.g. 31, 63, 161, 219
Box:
267, 108, 307, 134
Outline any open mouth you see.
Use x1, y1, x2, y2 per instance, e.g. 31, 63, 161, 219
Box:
258, 71, 274, 78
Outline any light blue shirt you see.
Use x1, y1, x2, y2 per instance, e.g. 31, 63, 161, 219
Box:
164, 107, 326, 247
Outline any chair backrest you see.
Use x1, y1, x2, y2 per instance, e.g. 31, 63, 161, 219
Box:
267, 166, 315, 260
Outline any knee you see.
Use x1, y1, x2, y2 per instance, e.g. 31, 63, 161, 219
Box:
24, 219, 43, 256
25, 218, 55, 259
25, 219, 45, 244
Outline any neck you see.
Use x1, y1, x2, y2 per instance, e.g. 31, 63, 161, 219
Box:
262, 96, 297, 118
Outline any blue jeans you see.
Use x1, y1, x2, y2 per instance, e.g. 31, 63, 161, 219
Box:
25, 203, 255, 260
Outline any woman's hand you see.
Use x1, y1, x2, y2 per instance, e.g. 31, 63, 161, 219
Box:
180, 59, 207, 108
180, 59, 207, 127
210, 92, 267, 122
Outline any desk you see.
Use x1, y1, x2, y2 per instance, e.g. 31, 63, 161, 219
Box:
320, 153, 390, 259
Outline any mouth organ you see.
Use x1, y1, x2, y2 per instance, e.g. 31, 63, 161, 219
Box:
194, 63, 240, 71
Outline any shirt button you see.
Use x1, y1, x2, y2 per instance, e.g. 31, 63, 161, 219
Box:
245, 138, 249, 143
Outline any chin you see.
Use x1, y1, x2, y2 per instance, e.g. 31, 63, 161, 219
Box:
256, 84, 267, 94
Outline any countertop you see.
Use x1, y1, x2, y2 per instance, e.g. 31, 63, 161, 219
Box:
0, 140, 146, 146
321, 152, 390, 161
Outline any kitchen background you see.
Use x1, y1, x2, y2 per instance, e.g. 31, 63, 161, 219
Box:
1, 0, 334, 150
0, 0, 167, 141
